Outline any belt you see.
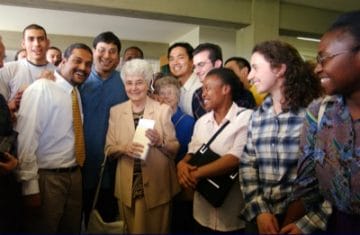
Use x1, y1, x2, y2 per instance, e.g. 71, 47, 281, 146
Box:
39, 165, 79, 173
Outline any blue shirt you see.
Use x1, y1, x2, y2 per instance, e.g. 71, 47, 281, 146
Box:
80, 69, 128, 189
171, 107, 195, 163
240, 96, 305, 221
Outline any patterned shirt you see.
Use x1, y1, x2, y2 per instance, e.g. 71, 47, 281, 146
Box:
291, 95, 359, 233
240, 96, 305, 221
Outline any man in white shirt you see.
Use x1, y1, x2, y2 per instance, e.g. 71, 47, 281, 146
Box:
167, 42, 201, 117
0, 24, 55, 113
16, 43, 93, 233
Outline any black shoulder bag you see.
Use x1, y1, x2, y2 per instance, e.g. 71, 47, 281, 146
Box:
188, 112, 242, 207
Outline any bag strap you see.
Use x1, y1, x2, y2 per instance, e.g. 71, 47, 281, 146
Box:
91, 155, 108, 210
203, 108, 246, 149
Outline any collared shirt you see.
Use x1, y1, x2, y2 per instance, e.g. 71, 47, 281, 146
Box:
80, 69, 128, 189
0, 59, 55, 101
16, 71, 80, 195
291, 95, 358, 233
240, 96, 305, 221
171, 106, 195, 163
188, 103, 253, 231
179, 72, 201, 117
192, 87, 206, 120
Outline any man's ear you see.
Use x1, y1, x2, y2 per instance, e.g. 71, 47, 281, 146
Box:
214, 59, 222, 68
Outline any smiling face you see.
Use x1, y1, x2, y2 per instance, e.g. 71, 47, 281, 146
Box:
46, 48, 62, 66
168, 46, 193, 82
60, 48, 93, 86
93, 42, 120, 78
22, 28, 49, 65
124, 75, 148, 104
202, 74, 228, 111
158, 84, 179, 111
315, 30, 360, 95
193, 50, 215, 82
248, 52, 281, 95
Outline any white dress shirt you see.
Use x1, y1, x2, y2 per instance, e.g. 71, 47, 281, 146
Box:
188, 103, 253, 231
16, 71, 82, 195
179, 72, 201, 117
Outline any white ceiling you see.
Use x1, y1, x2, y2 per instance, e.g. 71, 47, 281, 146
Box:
0, 5, 197, 43
1, 1, 359, 44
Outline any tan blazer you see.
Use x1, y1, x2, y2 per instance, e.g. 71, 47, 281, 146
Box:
105, 97, 180, 209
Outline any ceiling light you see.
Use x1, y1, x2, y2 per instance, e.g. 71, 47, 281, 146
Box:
296, 37, 320, 42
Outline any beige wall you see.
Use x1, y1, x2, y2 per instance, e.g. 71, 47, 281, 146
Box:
0, 0, 349, 64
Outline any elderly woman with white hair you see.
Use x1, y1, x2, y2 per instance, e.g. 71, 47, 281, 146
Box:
105, 59, 180, 234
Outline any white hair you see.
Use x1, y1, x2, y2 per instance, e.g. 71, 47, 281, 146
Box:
120, 59, 153, 86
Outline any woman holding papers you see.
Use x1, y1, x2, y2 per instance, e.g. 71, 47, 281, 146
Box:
105, 59, 180, 234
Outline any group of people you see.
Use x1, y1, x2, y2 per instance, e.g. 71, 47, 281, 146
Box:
0, 9, 359, 234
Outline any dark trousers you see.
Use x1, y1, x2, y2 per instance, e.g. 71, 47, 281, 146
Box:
327, 208, 360, 233
171, 198, 195, 233
83, 188, 119, 227
0, 173, 23, 232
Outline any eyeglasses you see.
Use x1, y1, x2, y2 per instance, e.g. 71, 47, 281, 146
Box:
316, 45, 360, 66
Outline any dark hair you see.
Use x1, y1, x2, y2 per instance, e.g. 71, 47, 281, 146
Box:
206, 67, 245, 102
193, 43, 223, 65
48, 46, 61, 53
23, 24, 47, 38
167, 42, 194, 60
225, 57, 251, 72
124, 46, 144, 59
93, 31, 121, 54
63, 43, 92, 59
14, 49, 26, 61
328, 10, 360, 43
252, 40, 321, 111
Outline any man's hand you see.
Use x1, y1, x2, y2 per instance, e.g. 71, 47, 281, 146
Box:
280, 223, 302, 234
0, 152, 18, 174
256, 212, 279, 234
23, 193, 41, 208
8, 89, 24, 112
39, 69, 55, 80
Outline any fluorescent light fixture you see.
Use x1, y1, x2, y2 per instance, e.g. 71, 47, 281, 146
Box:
297, 37, 320, 42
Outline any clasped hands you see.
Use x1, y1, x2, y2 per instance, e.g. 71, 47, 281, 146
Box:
176, 160, 201, 189
256, 213, 302, 234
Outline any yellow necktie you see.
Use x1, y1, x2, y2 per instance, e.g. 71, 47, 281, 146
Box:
72, 89, 85, 167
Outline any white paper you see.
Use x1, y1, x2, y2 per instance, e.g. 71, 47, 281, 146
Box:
133, 119, 155, 160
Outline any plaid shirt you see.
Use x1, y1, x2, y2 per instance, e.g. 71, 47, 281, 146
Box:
240, 96, 305, 222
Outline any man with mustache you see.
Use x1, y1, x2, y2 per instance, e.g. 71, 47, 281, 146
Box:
16, 43, 93, 233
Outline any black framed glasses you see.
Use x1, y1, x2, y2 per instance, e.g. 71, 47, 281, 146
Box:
316, 45, 360, 66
